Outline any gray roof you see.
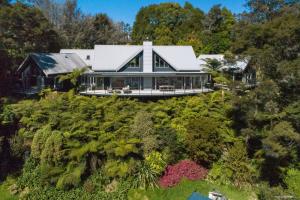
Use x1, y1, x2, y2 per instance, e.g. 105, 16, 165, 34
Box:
60, 49, 94, 66
153, 46, 200, 71
93, 45, 143, 71
197, 54, 250, 72
91, 43, 200, 72
19, 53, 89, 76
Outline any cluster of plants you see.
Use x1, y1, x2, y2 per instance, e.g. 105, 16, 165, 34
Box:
0, 90, 236, 199
159, 160, 208, 188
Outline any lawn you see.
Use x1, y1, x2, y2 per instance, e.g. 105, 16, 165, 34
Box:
129, 179, 255, 200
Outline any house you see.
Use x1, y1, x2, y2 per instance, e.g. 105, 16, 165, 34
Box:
197, 54, 256, 86
16, 53, 90, 94
17, 41, 212, 96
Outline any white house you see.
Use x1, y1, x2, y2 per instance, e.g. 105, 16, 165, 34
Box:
17, 41, 211, 96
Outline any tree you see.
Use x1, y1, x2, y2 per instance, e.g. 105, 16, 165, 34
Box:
185, 117, 224, 167
259, 121, 300, 185
132, 3, 205, 53
0, 2, 60, 67
202, 5, 235, 53
245, 0, 299, 22
131, 111, 158, 155
208, 141, 257, 188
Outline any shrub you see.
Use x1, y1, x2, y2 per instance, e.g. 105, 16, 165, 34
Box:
284, 168, 300, 198
208, 141, 257, 188
256, 183, 288, 200
185, 117, 224, 167
132, 162, 159, 189
159, 160, 208, 188
145, 151, 166, 175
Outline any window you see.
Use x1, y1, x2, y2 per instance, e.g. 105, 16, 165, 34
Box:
86, 55, 90, 60
128, 53, 142, 68
154, 53, 170, 68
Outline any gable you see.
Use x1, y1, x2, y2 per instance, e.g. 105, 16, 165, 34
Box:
153, 52, 176, 72
118, 52, 143, 72
18, 53, 89, 76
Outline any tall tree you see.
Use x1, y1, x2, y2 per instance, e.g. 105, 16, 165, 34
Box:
202, 5, 235, 53
0, 2, 60, 67
132, 2, 205, 53
245, 0, 299, 22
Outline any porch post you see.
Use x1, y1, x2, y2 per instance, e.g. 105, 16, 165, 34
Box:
155, 77, 157, 90
191, 77, 193, 90
102, 77, 104, 90
201, 76, 203, 92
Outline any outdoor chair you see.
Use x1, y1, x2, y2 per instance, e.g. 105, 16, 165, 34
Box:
122, 85, 132, 94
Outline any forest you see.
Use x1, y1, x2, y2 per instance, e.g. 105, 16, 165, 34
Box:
0, 0, 300, 199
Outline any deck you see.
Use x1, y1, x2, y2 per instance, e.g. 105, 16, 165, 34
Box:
80, 88, 212, 97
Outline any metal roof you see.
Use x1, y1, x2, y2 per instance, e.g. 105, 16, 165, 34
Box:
197, 54, 250, 72
19, 53, 90, 76
153, 46, 200, 71
60, 49, 94, 66
93, 45, 143, 71
91, 43, 200, 72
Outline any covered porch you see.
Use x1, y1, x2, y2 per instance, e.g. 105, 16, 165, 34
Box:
79, 72, 212, 97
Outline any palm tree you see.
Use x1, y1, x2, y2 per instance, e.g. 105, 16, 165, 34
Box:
203, 58, 222, 72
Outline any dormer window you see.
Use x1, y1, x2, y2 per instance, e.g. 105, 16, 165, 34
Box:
86, 55, 90, 60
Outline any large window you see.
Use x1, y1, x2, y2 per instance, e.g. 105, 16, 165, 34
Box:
128, 53, 143, 68
154, 53, 171, 68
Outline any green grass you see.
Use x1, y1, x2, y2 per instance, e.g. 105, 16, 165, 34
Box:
129, 180, 255, 200
0, 178, 18, 200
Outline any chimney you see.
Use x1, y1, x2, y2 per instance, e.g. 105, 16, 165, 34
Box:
143, 41, 153, 72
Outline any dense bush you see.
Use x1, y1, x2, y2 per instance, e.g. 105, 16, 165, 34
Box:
185, 117, 225, 167
208, 141, 257, 188
284, 169, 300, 198
159, 160, 208, 188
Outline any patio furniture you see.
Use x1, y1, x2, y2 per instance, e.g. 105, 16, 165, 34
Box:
159, 85, 175, 92
107, 87, 113, 93
122, 85, 132, 94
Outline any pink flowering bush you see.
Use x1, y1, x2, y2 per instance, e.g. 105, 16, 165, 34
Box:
159, 160, 208, 188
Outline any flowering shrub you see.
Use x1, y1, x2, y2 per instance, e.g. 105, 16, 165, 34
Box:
159, 160, 208, 188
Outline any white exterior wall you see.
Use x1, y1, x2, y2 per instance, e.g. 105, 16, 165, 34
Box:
143, 41, 153, 73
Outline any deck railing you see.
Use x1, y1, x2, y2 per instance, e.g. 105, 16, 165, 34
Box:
79, 84, 211, 96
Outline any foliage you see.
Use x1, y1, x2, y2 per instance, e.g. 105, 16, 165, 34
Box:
284, 169, 300, 198
256, 183, 289, 200
145, 151, 166, 175
58, 68, 87, 90
185, 117, 225, 167
130, 179, 254, 200
131, 162, 159, 189
132, 3, 235, 54
208, 141, 257, 188
257, 121, 300, 185
159, 160, 208, 188
0, 2, 61, 70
